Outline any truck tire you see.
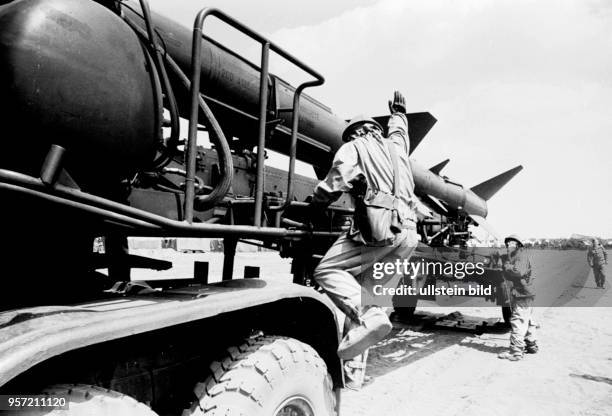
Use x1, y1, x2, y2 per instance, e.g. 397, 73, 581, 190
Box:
183, 335, 336, 416
2, 384, 158, 415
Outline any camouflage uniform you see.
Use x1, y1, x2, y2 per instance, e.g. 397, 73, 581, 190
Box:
587, 242, 608, 288
312, 113, 419, 324
311, 113, 419, 386
503, 247, 537, 358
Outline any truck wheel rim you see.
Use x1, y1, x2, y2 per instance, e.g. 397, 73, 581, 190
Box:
274, 396, 315, 416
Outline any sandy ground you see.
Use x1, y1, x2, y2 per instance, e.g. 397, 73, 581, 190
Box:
342, 250, 612, 416
340, 304, 612, 416
127, 249, 612, 416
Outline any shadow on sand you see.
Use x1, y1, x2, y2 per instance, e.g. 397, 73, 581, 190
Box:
365, 311, 510, 379
569, 373, 612, 386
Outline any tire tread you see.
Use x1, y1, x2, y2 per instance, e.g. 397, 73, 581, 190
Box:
184, 335, 335, 416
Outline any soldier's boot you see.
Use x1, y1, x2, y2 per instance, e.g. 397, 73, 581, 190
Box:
498, 351, 523, 361
337, 306, 392, 360
525, 340, 539, 354
343, 350, 372, 391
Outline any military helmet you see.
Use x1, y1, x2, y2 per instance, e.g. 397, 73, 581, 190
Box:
342, 115, 384, 142
504, 234, 524, 247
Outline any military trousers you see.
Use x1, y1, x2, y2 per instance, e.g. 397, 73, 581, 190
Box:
592, 265, 606, 288
313, 228, 419, 325
509, 297, 537, 355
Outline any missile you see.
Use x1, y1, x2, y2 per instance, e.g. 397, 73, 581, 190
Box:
412, 163, 523, 218
119, 2, 522, 218
120, 1, 345, 169
0, 0, 522, 220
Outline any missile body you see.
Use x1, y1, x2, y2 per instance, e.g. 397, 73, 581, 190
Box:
0, 0, 519, 218
121, 1, 346, 170
122, 1, 497, 217
412, 165, 488, 217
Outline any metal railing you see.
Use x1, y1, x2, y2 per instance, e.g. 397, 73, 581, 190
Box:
184, 8, 325, 225
0, 169, 342, 240
0, 3, 334, 243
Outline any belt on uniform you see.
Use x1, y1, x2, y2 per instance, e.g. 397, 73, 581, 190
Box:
401, 219, 417, 231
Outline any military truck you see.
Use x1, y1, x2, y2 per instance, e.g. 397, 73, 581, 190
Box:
0, 1, 345, 414
0, 0, 522, 414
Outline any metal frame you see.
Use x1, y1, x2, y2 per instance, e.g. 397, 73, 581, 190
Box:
0, 5, 335, 246
185, 8, 325, 225
0, 169, 343, 240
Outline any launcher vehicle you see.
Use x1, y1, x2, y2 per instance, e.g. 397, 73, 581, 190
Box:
0, 0, 521, 414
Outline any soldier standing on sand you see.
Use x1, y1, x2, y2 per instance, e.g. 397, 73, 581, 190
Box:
498, 235, 538, 361
587, 238, 608, 289
308, 91, 420, 388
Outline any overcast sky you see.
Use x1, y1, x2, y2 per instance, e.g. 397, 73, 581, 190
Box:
149, 0, 612, 239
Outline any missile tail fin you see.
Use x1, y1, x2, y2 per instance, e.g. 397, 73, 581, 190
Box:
471, 165, 523, 201
372, 112, 437, 154
429, 159, 450, 174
